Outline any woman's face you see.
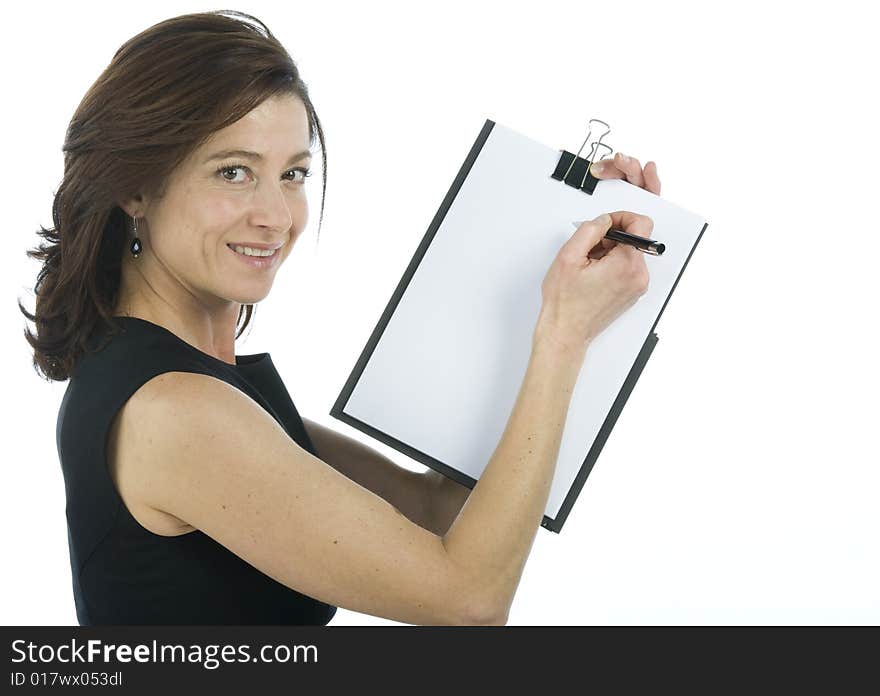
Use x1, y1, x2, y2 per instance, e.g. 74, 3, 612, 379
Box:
139, 93, 313, 308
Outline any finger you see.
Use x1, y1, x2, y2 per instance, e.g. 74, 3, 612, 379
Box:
643, 161, 661, 195
587, 238, 616, 260
600, 239, 638, 264
607, 210, 654, 240
593, 243, 618, 260
588, 158, 625, 180
613, 152, 645, 189
566, 213, 613, 258
568, 211, 653, 259
589, 153, 649, 190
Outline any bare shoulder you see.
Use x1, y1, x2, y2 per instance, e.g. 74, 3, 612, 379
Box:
107, 372, 207, 537
106, 370, 500, 625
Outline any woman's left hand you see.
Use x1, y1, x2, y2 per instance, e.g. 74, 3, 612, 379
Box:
590, 152, 661, 195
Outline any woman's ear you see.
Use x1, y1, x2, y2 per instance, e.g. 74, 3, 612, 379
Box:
117, 193, 147, 219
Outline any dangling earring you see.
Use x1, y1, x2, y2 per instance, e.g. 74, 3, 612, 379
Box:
130, 216, 142, 258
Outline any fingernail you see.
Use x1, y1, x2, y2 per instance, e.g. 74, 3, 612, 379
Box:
590, 161, 604, 174
593, 213, 611, 223
617, 152, 630, 163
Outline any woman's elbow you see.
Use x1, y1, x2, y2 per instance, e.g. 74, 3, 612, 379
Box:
453, 599, 508, 626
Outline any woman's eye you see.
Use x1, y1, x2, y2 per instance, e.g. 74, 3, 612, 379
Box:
217, 164, 248, 184
216, 163, 312, 185
288, 167, 312, 183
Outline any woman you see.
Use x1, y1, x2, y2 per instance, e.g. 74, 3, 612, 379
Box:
21, 10, 661, 625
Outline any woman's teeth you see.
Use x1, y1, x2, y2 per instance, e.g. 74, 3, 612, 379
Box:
229, 244, 277, 257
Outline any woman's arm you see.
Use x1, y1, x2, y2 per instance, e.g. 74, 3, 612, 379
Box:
121, 330, 587, 624
423, 469, 472, 537
301, 417, 433, 531
125, 372, 500, 625
302, 417, 471, 537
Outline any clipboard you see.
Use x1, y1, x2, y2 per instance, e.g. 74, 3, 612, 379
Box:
331, 118, 709, 533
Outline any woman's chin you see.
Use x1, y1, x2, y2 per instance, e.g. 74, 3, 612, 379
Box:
232, 290, 271, 305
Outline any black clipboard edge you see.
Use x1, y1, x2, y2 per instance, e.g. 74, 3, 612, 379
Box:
544, 330, 660, 533
330, 408, 479, 491
547, 218, 710, 532
651, 221, 709, 334
544, 221, 709, 532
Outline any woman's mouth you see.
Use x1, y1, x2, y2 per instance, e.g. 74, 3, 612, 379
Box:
226, 243, 281, 270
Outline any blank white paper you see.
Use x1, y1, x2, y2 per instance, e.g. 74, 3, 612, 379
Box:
342, 121, 707, 522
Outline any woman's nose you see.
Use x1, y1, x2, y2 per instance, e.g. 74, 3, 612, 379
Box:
251, 181, 293, 231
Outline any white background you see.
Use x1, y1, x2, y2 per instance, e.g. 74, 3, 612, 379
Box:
2, 0, 877, 625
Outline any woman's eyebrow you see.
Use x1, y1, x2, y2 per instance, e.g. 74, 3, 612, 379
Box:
204, 148, 313, 165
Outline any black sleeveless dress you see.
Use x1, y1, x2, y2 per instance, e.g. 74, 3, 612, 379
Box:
56, 315, 338, 625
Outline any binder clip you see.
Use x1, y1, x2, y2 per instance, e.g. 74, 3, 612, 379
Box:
551, 118, 613, 195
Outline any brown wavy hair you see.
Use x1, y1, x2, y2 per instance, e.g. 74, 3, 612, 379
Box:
18, 9, 327, 382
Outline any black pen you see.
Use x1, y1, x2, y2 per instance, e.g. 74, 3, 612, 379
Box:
571, 221, 665, 256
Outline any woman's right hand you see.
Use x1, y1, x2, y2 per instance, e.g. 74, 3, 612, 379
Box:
533, 211, 653, 354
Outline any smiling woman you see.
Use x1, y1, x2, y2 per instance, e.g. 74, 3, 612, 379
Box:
19, 10, 327, 383
20, 7, 497, 629
105, 93, 317, 347
16, 10, 362, 626
17, 6, 664, 630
